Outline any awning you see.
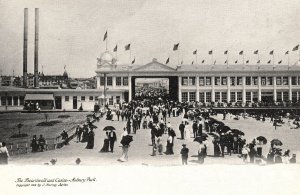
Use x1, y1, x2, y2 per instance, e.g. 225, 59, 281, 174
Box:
25, 94, 54, 101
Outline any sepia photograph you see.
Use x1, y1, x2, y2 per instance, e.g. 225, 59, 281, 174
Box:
0, 0, 300, 194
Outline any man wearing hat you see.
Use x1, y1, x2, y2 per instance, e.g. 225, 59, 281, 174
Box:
192, 121, 198, 138
180, 144, 189, 165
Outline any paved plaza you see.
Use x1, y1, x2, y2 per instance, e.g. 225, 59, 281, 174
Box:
8, 113, 300, 166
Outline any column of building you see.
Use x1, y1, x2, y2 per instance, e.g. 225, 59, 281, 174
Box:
178, 76, 182, 102
211, 76, 215, 102
273, 76, 277, 101
242, 76, 246, 104
96, 76, 100, 89
128, 76, 132, 102
196, 76, 199, 102
288, 76, 292, 101
227, 76, 230, 103
258, 76, 262, 102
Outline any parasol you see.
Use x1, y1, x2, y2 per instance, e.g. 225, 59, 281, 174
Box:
120, 135, 133, 146
231, 129, 245, 136
256, 136, 267, 144
208, 132, 220, 138
271, 139, 283, 146
193, 136, 206, 143
200, 133, 209, 138
103, 126, 116, 131
89, 124, 98, 129
220, 125, 231, 133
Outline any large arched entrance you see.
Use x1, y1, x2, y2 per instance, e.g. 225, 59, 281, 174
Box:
131, 76, 178, 101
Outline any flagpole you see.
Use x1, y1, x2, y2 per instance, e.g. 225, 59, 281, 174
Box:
226, 53, 229, 68
288, 52, 290, 68
178, 47, 180, 65
196, 53, 198, 65
211, 52, 214, 65
272, 53, 275, 69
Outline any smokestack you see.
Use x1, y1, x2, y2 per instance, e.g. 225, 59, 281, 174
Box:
34, 8, 39, 87
23, 8, 28, 87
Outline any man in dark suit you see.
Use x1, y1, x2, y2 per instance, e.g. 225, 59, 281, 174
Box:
179, 122, 185, 140
108, 130, 117, 153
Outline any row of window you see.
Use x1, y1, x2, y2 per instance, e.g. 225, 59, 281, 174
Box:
181, 76, 299, 86
64, 96, 121, 104
0, 96, 24, 106
181, 91, 297, 102
100, 77, 128, 86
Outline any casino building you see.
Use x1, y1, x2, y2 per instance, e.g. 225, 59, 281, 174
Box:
96, 50, 300, 106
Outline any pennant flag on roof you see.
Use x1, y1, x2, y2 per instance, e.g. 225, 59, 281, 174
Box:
285, 51, 289, 55
181, 60, 183, 65
268, 60, 271, 64
103, 31, 107, 41
269, 50, 274, 55
278, 60, 282, 64
235, 60, 238, 64
208, 50, 213, 55
239, 50, 243, 55
166, 57, 170, 64
193, 50, 197, 55
202, 60, 205, 63
192, 61, 194, 65
257, 60, 260, 64
131, 57, 135, 64
214, 60, 216, 65
254, 50, 258, 54
173, 43, 179, 51
224, 50, 228, 55
293, 45, 299, 51
113, 45, 118, 52
246, 60, 249, 64
225, 60, 227, 64
125, 44, 131, 51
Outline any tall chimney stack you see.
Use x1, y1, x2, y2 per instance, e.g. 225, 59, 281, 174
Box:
23, 8, 28, 87
34, 8, 39, 87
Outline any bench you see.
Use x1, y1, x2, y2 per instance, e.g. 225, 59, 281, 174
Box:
17, 142, 29, 154
46, 139, 57, 150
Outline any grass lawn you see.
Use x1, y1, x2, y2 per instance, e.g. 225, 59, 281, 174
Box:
0, 112, 88, 143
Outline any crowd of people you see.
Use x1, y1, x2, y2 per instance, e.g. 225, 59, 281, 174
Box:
135, 86, 169, 101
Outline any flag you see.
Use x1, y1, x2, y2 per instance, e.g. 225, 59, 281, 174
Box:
225, 60, 227, 64
113, 45, 118, 52
254, 50, 258, 54
193, 50, 197, 55
173, 43, 179, 51
246, 60, 249, 64
208, 50, 213, 55
293, 45, 299, 51
214, 60, 216, 65
202, 60, 205, 63
181, 60, 183, 65
224, 50, 228, 55
257, 60, 260, 64
235, 60, 238, 64
269, 50, 274, 55
64, 65, 66, 70
239, 50, 243, 55
192, 61, 194, 64
166, 57, 169, 64
278, 60, 282, 64
125, 44, 131, 51
267, 60, 271, 64
285, 51, 289, 55
131, 57, 135, 64
103, 31, 107, 41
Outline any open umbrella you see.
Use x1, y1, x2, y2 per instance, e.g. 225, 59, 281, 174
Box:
193, 136, 206, 143
89, 124, 98, 129
256, 136, 267, 144
219, 126, 231, 133
103, 126, 116, 131
271, 139, 283, 146
120, 135, 133, 146
231, 129, 245, 136
208, 132, 220, 138
200, 133, 209, 138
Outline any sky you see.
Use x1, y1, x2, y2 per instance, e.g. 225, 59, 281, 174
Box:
0, 0, 299, 77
